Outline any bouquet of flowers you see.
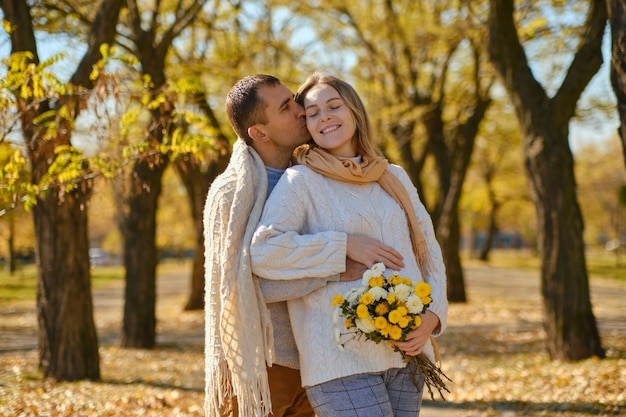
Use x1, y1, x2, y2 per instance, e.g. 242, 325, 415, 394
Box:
331, 262, 451, 400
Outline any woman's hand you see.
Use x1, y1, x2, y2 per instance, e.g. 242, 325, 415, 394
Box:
391, 311, 440, 356
346, 235, 404, 271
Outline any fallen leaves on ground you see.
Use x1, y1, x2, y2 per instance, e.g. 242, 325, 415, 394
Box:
1, 271, 625, 417
433, 295, 626, 416
1, 310, 206, 417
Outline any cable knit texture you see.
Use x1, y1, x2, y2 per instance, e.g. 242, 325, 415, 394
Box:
204, 139, 274, 417
251, 163, 448, 388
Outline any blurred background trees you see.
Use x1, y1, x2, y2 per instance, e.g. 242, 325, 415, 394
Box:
1, 0, 624, 379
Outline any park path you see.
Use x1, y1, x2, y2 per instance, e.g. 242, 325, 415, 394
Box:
4, 264, 624, 350
1, 263, 625, 417
461, 264, 626, 338
0, 264, 201, 353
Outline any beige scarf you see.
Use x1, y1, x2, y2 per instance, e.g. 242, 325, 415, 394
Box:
205, 139, 274, 417
296, 146, 436, 277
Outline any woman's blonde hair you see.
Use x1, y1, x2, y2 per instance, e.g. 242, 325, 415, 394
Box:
296, 72, 384, 158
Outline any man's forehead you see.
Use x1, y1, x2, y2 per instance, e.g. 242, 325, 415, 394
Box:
258, 83, 293, 107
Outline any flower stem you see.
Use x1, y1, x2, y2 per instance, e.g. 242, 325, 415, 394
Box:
404, 352, 452, 401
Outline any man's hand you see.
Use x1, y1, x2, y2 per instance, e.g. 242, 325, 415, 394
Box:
346, 235, 405, 271
339, 258, 368, 282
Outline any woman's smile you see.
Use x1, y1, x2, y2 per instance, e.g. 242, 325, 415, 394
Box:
321, 124, 341, 134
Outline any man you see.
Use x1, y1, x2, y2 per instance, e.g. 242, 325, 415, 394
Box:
204, 74, 403, 417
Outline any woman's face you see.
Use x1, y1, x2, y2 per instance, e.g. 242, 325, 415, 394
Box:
303, 83, 357, 157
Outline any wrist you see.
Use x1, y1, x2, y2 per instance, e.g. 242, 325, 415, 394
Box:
424, 311, 440, 334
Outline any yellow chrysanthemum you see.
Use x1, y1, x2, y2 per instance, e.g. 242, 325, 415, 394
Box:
360, 292, 373, 305
356, 304, 370, 319
414, 282, 432, 298
369, 276, 385, 288
389, 325, 403, 340
398, 316, 410, 328
374, 316, 388, 330
388, 275, 402, 286
386, 293, 397, 303
388, 309, 402, 324
332, 294, 344, 307
402, 278, 413, 286
421, 296, 432, 305
375, 302, 390, 315
396, 306, 408, 316
414, 315, 422, 327
345, 317, 354, 328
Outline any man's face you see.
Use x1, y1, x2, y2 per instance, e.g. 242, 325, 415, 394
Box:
255, 83, 311, 150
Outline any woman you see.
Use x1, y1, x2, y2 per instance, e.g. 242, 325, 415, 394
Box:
250, 73, 448, 417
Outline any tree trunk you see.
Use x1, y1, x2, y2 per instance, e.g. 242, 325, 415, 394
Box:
174, 151, 230, 311
526, 126, 605, 359
479, 182, 500, 261
119, 62, 169, 349
34, 186, 100, 380
478, 213, 498, 262
395, 122, 427, 200
120, 153, 168, 348
7, 213, 16, 274
440, 210, 465, 301
395, 112, 467, 303
174, 93, 231, 311
488, 0, 606, 360
174, 156, 213, 311
118, 1, 168, 350
425, 90, 491, 303
420, 104, 470, 302
607, 0, 626, 169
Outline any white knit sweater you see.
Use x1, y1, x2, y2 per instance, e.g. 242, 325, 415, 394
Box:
250, 163, 448, 387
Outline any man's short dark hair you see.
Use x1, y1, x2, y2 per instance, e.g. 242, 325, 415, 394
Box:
226, 74, 281, 144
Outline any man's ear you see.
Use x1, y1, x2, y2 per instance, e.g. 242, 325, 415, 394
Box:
248, 125, 268, 143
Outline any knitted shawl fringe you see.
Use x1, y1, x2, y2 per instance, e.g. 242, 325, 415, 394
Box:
204, 139, 274, 417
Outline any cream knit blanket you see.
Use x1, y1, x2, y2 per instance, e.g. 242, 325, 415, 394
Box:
204, 139, 274, 416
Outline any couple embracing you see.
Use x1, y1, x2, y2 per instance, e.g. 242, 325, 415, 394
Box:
204, 73, 448, 417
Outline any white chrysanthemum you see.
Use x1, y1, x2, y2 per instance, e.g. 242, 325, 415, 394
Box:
355, 318, 376, 333
334, 327, 342, 342
361, 269, 375, 286
371, 262, 386, 275
406, 294, 425, 314
332, 306, 341, 324
346, 287, 364, 303
393, 283, 412, 302
368, 286, 388, 301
